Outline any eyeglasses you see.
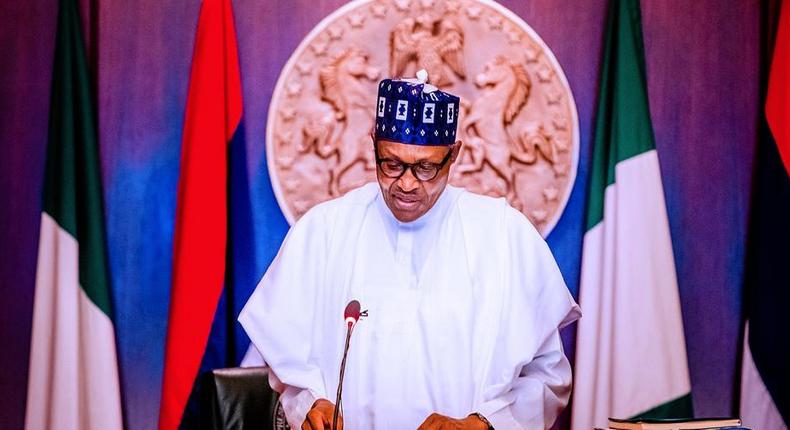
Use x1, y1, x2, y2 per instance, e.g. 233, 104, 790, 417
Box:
374, 142, 454, 182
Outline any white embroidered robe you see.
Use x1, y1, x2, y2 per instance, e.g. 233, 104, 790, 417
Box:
239, 183, 580, 430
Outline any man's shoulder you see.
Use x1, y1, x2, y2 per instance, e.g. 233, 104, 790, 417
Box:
453, 186, 520, 219
453, 186, 541, 237
453, 186, 506, 213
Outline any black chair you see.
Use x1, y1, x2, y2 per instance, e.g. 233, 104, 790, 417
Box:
201, 366, 290, 430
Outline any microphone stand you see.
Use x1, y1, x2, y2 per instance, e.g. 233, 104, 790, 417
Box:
332, 323, 353, 430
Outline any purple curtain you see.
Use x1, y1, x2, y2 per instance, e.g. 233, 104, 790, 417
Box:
0, 1, 759, 429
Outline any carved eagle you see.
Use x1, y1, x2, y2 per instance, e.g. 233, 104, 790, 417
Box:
389, 16, 466, 87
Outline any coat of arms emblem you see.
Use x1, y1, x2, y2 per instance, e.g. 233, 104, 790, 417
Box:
267, 0, 579, 236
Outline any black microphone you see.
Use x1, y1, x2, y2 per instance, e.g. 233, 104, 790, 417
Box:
333, 300, 365, 430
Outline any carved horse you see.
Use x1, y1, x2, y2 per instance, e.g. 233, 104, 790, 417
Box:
309, 48, 380, 196
457, 56, 533, 205
516, 122, 565, 175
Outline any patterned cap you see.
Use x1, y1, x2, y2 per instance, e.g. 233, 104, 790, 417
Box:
374, 69, 460, 146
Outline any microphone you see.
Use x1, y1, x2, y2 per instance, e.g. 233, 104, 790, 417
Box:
333, 300, 365, 430
344, 300, 361, 327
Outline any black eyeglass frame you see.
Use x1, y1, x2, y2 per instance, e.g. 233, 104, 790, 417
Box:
373, 141, 455, 182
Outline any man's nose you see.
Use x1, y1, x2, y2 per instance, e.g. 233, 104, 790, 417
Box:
397, 168, 420, 192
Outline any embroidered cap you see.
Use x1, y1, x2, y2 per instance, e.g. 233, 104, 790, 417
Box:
374, 69, 460, 146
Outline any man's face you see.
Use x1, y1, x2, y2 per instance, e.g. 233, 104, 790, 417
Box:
374, 139, 461, 223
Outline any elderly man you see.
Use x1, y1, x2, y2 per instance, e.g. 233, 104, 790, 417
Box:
239, 71, 580, 430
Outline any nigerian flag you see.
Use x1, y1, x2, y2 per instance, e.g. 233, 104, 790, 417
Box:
570, 1, 692, 429
25, 0, 123, 429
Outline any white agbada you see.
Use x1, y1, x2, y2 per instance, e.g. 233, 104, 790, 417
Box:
239, 183, 580, 430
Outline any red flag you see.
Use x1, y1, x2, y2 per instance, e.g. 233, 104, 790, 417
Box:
158, 0, 242, 428
766, 2, 790, 177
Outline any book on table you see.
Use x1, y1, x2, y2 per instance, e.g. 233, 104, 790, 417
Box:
606, 417, 743, 430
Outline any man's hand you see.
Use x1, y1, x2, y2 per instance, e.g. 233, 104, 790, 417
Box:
417, 413, 489, 430
301, 399, 343, 430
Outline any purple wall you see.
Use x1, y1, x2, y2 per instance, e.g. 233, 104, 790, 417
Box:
0, 1, 759, 429
0, 1, 56, 428
642, 0, 759, 417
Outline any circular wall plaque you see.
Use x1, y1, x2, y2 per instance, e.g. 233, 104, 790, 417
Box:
266, 0, 579, 237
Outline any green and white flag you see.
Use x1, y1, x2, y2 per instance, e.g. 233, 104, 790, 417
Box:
25, 0, 123, 429
571, 1, 691, 428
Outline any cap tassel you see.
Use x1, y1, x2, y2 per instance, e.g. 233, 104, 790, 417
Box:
404, 69, 438, 93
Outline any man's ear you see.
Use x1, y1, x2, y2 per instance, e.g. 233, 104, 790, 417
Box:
450, 140, 463, 163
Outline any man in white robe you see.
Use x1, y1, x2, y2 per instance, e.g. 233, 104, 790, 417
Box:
239, 71, 580, 430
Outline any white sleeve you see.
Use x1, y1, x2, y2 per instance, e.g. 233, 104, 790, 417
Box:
238, 207, 330, 429
476, 206, 580, 429
268, 371, 319, 430
478, 331, 572, 429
